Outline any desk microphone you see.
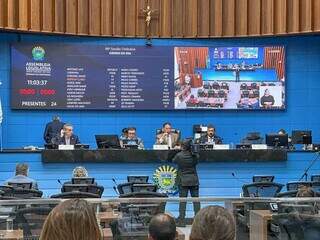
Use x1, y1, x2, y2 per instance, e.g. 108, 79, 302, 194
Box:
57, 179, 63, 185
231, 172, 247, 184
112, 178, 118, 185
113, 186, 119, 195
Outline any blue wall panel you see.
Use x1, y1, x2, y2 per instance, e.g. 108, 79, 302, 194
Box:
0, 32, 320, 216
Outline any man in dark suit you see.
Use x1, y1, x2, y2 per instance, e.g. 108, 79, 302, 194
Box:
43, 116, 65, 143
52, 123, 80, 145
197, 124, 222, 144
173, 139, 200, 226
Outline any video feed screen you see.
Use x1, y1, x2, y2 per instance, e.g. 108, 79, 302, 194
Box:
174, 46, 285, 110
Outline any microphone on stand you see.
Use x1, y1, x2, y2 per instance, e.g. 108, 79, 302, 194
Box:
113, 186, 119, 195
231, 172, 247, 184
57, 179, 63, 185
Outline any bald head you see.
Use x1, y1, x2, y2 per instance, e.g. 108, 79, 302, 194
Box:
149, 213, 176, 240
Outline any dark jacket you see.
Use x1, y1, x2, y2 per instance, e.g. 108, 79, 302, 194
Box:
53, 134, 80, 145
173, 150, 199, 187
198, 134, 222, 144
43, 120, 65, 143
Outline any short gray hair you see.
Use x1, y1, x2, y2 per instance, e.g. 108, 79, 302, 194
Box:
72, 166, 88, 178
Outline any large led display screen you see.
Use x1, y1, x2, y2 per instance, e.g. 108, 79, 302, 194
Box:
11, 44, 285, 110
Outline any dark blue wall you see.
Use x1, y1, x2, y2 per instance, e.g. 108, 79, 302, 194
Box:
1, 33, 320, 148
0, 32, 320, 216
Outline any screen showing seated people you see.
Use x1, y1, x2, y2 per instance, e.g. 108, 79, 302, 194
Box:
174, 46, 285, 110
11, 44, 285, 110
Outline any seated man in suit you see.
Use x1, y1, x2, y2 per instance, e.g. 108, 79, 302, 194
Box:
4, 163, 38, 189
120, 127, 144, 149
52, 123, 80, 145
197, 124, 222, 144
43, 116, 65, 144
156, 122, 180, 149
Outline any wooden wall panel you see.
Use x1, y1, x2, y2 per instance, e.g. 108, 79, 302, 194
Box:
124, 0, 135, 36
0, 0, 7, 28
248, 0, 261, 35
136, 0, 145, 37
42, 0, 54, 32
54, 0, 65, 33
172, 0, 185, 37
18, 0, 29, 30
101, 0, 113, 36
287, 0, 299, 33
274, 0, 286, 34
77, 0, 88, 35
113, 0, 124, 36
197, 0, 209, 37
222, 0, 235, 36
30, 0, 41, 31
184, 0, 197, 37
210, 0, 222, 37
300, 0, 312, 32
160, 0, 171, 37
89, 0, 100, 35
314, 0, 320, 31
66, 0, 77, 34
7, 0, 18, 29
0, 0, 320, 38
235, 0, 247, 36
261, 0, 274, 35
149, 0, 160, 37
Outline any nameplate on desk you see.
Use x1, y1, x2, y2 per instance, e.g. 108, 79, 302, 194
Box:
213, 144, 230, 150
251, 144, 268, 150
153, 144, 169, 150
58, 145, 74, 150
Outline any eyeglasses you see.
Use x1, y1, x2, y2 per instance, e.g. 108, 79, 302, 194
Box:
65, 128, 73, 132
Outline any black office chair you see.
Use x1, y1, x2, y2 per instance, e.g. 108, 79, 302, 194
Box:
127, 176, 149, 184
62, 184, 104, 197
117, 182, 133, 195
242, 182, 284, 197
272, 213, 320, 240
132, 184, 157, 193
0, 185, 13, 194
2, 189, 43, 199
51, 192, 100, 198
311, 175, 320, 182
7, 182, 32, 189
14, 206, 53, 239
286, 181, 312, 191
276, 190, 299, 198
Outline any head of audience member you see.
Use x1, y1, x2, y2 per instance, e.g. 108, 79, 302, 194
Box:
127, 127, 137, 140
190, 206, 235, 240
181, 138, 192, 152
264, 89, 270, 96
52, 116, 60, 121
63, 123, 74, 138
296, 186, 316, 197
278, 129, 286, 135
148, 213, 176, 240
40, 199, 102, 240
207, 124, 216, 137
72, 166, 88, 178
162, 122, 172, 134
15, 163, 29, 176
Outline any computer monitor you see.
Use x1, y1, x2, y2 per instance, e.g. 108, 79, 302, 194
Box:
122, 139, 139, 149
95, 135, 121, 149
311, 175, 320, 182
71, 177, 95, 185
127, 176, 149, 184
253, 175, 275, 183
291, 130, 312, 144
265, 134, 288, 148
74, 144, 90, 149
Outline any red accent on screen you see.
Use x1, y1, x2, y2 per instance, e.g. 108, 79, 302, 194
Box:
19, 89, 36, 95
40, 89, 56, 95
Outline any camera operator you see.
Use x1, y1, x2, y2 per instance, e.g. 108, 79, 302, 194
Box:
173, 138, 200, 226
